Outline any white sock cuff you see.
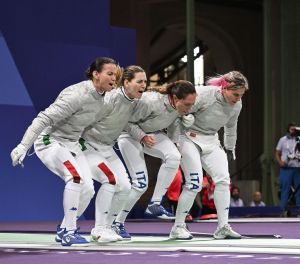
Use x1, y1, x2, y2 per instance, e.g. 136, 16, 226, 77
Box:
101, 183, 116, 193
65, 181, 81, 192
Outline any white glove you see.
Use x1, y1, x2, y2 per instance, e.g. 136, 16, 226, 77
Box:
10, 144, 28, 167
182, 114, 195, 127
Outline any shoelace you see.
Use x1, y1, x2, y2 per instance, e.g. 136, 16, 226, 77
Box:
157, 205, 171, 215
118, 224, 126, 231
67, 228, 82, 239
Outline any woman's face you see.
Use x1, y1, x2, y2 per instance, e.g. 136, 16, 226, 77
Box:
124, 72, 147, 99
92, 63, 117, 92
173, 93, 196, 115
223, 87, 246, 105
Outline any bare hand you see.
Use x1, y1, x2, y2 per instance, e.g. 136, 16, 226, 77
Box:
279, 160, 286, 167
141, 135, 156, 148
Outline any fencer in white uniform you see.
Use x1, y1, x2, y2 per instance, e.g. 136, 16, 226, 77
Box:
169, 71, 249, 240
113, 81, 197, 239
80, 65, 147, 242
10, 57, 118, 246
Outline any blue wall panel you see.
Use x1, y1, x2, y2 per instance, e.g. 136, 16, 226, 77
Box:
0, 33, 33, 106
0, 105, 64, 221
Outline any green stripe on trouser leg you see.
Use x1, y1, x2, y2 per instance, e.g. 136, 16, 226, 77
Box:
79, 138, 87, 151
43, 135, 51, 145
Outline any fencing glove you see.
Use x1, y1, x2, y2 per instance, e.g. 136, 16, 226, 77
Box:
11, 144, 28, 167
182, 114, 195, 127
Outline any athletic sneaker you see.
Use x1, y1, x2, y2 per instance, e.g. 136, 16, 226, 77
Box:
90, 226, 120, 243
169, 224, 193, 240
213, 224, 242, 239
145, 204, 175, 220
55, 225, 65, 242
61, 229, 89, 246
112, 221, 131, 240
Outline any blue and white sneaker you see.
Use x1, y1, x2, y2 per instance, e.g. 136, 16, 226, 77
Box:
145, 203, 175, 220
61, 229, 89, 246
112, 221, 131, 240
55, 225, 65, 242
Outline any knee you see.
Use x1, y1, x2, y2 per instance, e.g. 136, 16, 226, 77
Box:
122, 181, 132, 193
117, 178, 132, 194
214, 176, 230, 187
165, 152, 181, 169
213, 171, 230, 186
80, 181, 95, 199
101, 182, 117, 193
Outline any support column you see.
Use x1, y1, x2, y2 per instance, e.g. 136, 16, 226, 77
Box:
186, 0, 195, 83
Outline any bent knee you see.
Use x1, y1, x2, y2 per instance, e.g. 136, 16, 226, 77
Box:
117, 179, 131, 193
165, 153, 181, 169
84, 185, 95, 199
214, 174, 230, 186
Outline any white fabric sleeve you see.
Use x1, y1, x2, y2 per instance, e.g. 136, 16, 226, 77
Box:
276, 137, 284, 151
224, 106, 242, 151
19, 89, 81, 149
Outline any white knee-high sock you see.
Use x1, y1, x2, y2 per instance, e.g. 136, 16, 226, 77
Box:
77, 185, 95, 218
214, 183, 230, 228
106, 190, 130, 226
175, 188, 198, 225
63, 181, 81, 231
115, 188, 144, 223
151, 164, 178, 204
95, 183, 116, 227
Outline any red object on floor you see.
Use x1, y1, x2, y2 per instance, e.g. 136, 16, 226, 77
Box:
199, 213, 218, 220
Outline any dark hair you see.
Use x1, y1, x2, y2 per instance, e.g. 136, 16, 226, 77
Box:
116, 65, 145, 87
85, 57, 117, 80
148, 80, 196, 99
231, 186, 240, 193
287, 122, 296, 132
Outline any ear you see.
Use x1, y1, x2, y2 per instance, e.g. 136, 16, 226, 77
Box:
173, 94, 179, 102
92, 70, 99, 79
124, 79, 129, 86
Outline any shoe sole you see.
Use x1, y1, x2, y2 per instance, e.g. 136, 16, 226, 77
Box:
169, 236, 193, 240
213, 235, 242, 239
90, 236, 118, 243
145, 212, 175, 220
61, 242, 90, 247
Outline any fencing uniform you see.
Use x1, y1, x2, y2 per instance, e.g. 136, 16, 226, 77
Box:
18, 80, 107, 233
172, 85, 242, 238
115, 91, 182, 224
81, 88, 138, 240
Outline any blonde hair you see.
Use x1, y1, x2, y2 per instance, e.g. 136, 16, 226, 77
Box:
206, 71, 249, 90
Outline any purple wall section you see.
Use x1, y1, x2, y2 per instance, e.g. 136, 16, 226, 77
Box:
0, 0, 136, 221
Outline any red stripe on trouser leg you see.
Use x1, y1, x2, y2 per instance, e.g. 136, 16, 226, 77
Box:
98, 162, 116, 185
63, 160, 81, 183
